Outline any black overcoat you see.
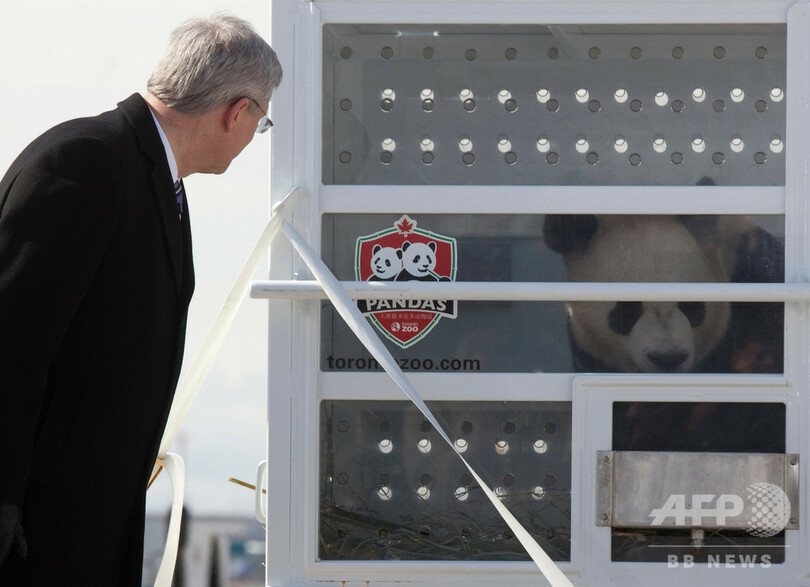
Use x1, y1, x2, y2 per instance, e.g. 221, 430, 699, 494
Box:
0, 93, 194, 585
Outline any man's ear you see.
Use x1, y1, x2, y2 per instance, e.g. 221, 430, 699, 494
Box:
224, 97, 251, 132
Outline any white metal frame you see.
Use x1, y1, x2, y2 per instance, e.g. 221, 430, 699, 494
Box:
265, 1, 810, 585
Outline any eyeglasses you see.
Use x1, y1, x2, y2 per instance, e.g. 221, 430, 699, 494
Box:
250, 99, 273, 134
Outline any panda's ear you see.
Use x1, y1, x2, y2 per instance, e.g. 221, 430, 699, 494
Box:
428, 241, 437, 253
402, 241, 411, 252
372, 244, 381, 255
543, 214, 599, 254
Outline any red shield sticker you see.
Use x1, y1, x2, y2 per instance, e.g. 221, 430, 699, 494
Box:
355, 215, 457, 347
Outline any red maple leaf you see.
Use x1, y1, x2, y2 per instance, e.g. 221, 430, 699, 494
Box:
395, 215, 415, 235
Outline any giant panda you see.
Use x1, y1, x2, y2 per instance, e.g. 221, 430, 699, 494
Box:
543, 209, 784, 374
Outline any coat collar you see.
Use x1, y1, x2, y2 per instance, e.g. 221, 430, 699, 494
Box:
117, 93, 186, 297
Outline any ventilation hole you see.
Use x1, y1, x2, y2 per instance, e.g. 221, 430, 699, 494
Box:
770, 136, 784, 153
672, 46, 685, 59
503, 474, 516, 487
422, 99, 434, 112
458, 137, 473, 152
382, 137, 396, 152
613, 136, 628, 153
575, 88, 589, 103
730, 135, 745, 153
547, 99, 560, 112
377, 486, 392, 500
423, 46, 435, 59
416, 486, 430, 500
532, 486, 546, 500
691, 135, 706, 153
630, 46, 643, 59
463, 99, 477, 112
505, 47, 518, 60
380, 99, 393, 112
417, 438, 432, 453
381, 46, 394, 59
495, 440, 510, 455
547, 46, 559, 59
630, 99, 643, 112
336, 472, 349, 485
465, 48, 477, 61
654, 90, 669, 106
713, 100, 726, 112
505, 151, 517, 165
614, 88, 628, 103
575, 136, 590, 154
755, 100, 768, 112
378, 473, 390, 485
497, 136, 512, 153
671, 152, 684, 164
544, 421, 557, 434
754, 151, 768, 164
692, 87, 706, 102
755, 46, 768, 59
629, 153, 642, 166
459, 88, 473, 100
494, 486, 508, 498
461, 421, 473, 433
420, 137, 435, 151
505, 99, 518, 112
454, 438, 469, 452
546, 152, 559, 165
339, 46, 353, 59
454, 487, 469, 501
770, 87, 784, 102
503, 421, 516, 434
337, 420, 350, 432
671, 99, 684, 113
338, 151, 352, 164
537, 136, 551, 153
533, 439, 548, 454
712, 152, 726, 164
588, 46, 601, 59
587, 152, 599, 165
380, 151, 393, 165
730, 88, 745, 103
498, 88, 512, 103
422, 151, 435, 165
653, 136, 667, 153
714, 46, 726, 59
462, 152, 475, 165
588, 100, 601, 113
378, 439, 393, 453
536, 88, 551, 103
339, 99, 352, 111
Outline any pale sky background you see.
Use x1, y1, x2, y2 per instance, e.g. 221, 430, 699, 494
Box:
0, 2, 276, 516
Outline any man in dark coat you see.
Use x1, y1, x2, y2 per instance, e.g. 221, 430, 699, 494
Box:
0, 15, 281, 585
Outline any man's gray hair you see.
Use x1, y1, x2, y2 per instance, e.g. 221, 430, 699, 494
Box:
147, 14, 282, 116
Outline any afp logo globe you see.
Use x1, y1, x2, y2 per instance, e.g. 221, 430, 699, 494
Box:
744, 482, 791, 538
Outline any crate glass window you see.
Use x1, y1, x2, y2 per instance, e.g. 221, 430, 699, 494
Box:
321, 213, 784, 374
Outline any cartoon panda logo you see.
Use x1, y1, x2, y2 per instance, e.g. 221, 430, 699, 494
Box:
368, 244, 402, 281
396, 241, 451, 282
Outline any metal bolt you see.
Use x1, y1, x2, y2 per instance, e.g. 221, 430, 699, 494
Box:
790, 517, 798, 525
601, 513, 609, 522
790, 457, 798, 466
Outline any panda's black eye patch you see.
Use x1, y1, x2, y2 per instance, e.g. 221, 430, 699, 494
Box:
608, 301, 643, 336
678, 301, 706, 327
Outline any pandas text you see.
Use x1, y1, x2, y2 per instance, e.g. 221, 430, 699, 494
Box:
325, 355, 481, 372
667, 554, 773, 569
357, 299, 455, 316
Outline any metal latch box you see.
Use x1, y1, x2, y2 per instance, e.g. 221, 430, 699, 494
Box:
596, 451, 799, 532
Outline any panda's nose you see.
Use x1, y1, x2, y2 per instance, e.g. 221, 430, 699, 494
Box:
647, 350, 689, 370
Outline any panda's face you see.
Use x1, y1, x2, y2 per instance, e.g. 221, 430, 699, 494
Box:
370, 245, 402, 280
401, 241, 437, 277
562, 216, 731, 373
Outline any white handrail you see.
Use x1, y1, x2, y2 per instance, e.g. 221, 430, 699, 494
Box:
153, 453, 185, 587
252, 280, 810, 302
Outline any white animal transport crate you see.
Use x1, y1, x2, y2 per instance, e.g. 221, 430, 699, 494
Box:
252, 0, 810, 584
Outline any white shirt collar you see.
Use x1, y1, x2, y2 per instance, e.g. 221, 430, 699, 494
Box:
148, 107, 179, 183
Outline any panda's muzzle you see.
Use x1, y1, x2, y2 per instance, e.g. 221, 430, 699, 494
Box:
646, 349, 690, 370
